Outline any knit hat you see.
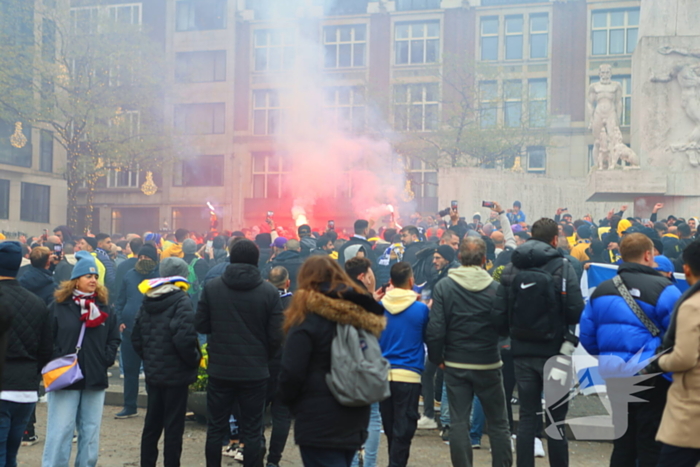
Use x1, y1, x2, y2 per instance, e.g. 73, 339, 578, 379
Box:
271, 237, 288, 249
0, 241, 22, 277
229, 239, 260, 266
182, 238, 197, 255
298, 224, 311, 236
159, 257, 189, 278
577, 224, 592, 240
82, 236, 98, 251
70, 251, 99, 280
138, 244, 159, 262
435, 245, 455, 263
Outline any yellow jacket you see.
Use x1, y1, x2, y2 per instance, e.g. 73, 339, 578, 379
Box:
161, 242, 183, 259
89, 252, 106, 286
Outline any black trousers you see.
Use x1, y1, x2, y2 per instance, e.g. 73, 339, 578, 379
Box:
266, 393, 292, 465
140, 384, 189, 467
205, 376, 267, 467
379, 381, 421, 467
501, 347, 516, 433
299, 446, 355, 467
609, 376, 670, 467
656, 444, 700, 467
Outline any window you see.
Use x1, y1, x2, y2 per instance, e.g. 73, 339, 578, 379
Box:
504, 80, 522, 128
325, 87, 365, 133
480, 17, 498, 61
110, 110, 140, 140
0, 120, 32, 168
0, 180, 8, 220
176, 0, 226, 32
396, 0, 440, 10
173, 155, 224, 187
528, 79, 547, 127
324, 25, 366, 69
407, 158, 437, 199
174, 103, 225, 134
505, 16, 523, 60
254, 29, 295, 72
252, 153, 290, 199
527, 147, 546, 172
101, 167, 141, 188
70, 7, 98, 34
253, 90, 285, 135
20, 183, 50, 223
590, 75, 632, 126
393, 83, 439, 132
479, 81, 498, 128
40, 130, 53, 173
591, 9, 639, 55
42, 19, 56, 61
530, 14, 548, 59
107, 4, 141, 25
395, 22, 440, 65
175, 51, 226, 83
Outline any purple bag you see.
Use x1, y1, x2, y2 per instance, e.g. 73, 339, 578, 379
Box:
41, 324, 86, 392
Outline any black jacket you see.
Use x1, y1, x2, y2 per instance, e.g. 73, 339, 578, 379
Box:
49, 299, 120, 390
261, 250, 304, 292
0, 281, 52, 391
132, 288, 200, 387
195, 263, 283, 382
278, 288, 386, 450
54, 256, 77, 286
493, 239, 584, 359
338, 237, 377, 269
18, 266, 56, 306
403, 241, 431, 267
426, 268, 502, 367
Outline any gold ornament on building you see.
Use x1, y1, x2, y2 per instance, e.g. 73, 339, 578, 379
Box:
10, 122, 27, 149
401, 179, 415, 202
511, 156, 524, 173
141, 171, 157, 196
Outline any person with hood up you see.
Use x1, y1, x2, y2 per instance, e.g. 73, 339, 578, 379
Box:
211, 235, 229, 265
426, 237, 512, 467
298, 225, 316, 259
161, 229, 189, 259
19, 246, 58, 306
378, 262, 429, 467
570, 224, 593, 262
114, 244, 160, 419
131, 258, 200, 467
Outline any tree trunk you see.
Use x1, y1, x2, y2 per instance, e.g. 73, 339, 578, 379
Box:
66, 147, 80, 232
84, 176, 95, 235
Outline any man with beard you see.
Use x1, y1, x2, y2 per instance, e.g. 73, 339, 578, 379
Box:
114, 244, 160, 419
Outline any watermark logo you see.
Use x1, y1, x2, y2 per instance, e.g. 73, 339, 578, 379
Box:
542, 349, 664, 441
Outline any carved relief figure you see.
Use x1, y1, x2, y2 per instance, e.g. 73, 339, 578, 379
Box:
588, 65, 624, 170
652, 47, 700, 167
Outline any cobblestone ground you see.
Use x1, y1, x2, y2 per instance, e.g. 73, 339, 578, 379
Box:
18, 402, 612, 466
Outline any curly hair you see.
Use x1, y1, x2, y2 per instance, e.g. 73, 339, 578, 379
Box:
54, 278, 108, 304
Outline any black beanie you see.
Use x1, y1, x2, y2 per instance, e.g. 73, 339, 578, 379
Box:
229, 239, 259, 266
138, 244, 159, 263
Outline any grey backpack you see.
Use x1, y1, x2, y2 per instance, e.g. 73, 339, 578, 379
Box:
325, 323, 391, 407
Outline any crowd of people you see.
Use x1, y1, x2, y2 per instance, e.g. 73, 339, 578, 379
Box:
0, 198, 699, 467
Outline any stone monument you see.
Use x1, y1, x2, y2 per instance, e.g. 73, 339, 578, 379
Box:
587, 0, 700, 215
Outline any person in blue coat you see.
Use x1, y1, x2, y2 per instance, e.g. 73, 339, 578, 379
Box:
580, 233, 681, 467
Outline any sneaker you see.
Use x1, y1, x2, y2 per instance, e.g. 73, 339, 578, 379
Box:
72, 434, 77, 443
107, 371, 112, 377
119, 374, 124, 379
534, 437, 546, 458
21, 433, 39, 446
233, 448, 244, 463
139, 373, 145, 380
114, 409, 138, 419
471, 440, 481, 449
440, 426, 450, 442
222, 443, 239, 458
416, 415, 438, 430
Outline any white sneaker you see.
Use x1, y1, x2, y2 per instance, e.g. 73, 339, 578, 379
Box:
416, 415, 438, 429
233, 448, 244, 462
534, 437, 546, 458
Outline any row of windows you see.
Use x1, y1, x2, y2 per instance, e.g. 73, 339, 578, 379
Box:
480, 79, 547, 129
0, 180, 51, 224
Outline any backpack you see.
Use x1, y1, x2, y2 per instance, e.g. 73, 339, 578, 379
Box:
325, 323, 391, 407
508, 258, 566, 342
187, 258, 201, 296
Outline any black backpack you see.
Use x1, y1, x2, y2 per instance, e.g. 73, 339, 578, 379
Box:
508, 258, 566, 342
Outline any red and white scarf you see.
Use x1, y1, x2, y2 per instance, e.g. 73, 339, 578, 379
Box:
72, 290, 108, 328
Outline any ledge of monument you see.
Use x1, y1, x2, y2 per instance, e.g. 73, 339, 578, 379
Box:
586, 169, 667, 202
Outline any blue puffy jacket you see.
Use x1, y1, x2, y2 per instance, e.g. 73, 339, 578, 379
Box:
580, 262, 681, 380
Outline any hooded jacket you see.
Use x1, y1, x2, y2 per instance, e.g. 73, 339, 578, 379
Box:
18, 266, 56, 306
493, 239, 584, 359
261, 250, 304, 292
426, 266, 502, 368
131, 283, 200, 387
579, 262, 681, 380
278, 288, 385, 451
379, 288, 430, 383
161, 242, 183, 259
195, 263, 283, 382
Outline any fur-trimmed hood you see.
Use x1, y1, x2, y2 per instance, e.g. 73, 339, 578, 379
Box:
298, 290, 386, 337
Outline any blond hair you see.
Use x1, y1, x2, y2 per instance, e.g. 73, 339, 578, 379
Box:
54, 278, 109, 304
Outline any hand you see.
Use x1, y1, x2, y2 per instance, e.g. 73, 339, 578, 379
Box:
653, 203, 664, 213
373, 288, 386, 302
119, 324, 126, 333
584, 263, 592, 270
50, 254, 60, 265
607, 208, 615, 220
620, 205, 628, 212
438, 363, 445, 370
556, 208, 563, 215
507, 208, 513, 213
491, 202, 502, 213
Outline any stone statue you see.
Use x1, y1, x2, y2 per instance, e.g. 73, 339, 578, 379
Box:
610, 126, 640, 169
652, 47, 700, 167
588, 65, 625, 170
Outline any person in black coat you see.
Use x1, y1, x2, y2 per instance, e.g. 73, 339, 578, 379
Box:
131, 258, 200, 467
196, 239, 284, 467
337, 220, 377, 270
18, 246, 57, 306
279, 256, 385, 467
261, 239, 304, 292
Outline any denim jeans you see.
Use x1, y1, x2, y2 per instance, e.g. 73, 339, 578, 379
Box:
0, 400, 35, 467
440, 382, 450, 427
351, 402, 381, 467
120, 329, 142, 413
379, 382, 421, 467
42, 390, 106, 467
470, 397, 484, 445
